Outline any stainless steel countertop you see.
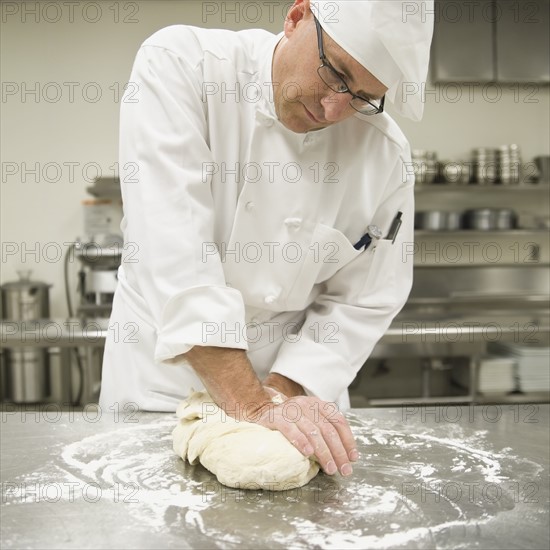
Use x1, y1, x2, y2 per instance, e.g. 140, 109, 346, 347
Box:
1, 405, 549, 549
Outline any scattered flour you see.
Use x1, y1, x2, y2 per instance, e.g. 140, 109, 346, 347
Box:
2, 413, 544, 549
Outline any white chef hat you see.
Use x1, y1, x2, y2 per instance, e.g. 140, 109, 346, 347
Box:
310, 0, 434, 121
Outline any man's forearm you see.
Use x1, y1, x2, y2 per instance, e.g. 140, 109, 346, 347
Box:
182, 345, 271, 419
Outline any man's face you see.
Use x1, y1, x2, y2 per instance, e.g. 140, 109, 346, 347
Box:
272, 0, 388, 134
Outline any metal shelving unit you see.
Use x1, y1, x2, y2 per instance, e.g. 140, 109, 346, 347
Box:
356, 176, 550, 407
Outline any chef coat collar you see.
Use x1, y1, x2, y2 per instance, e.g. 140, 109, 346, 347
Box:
257, 31, 284, 121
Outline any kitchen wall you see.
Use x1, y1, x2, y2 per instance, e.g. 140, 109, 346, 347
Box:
2, 0, 549, 316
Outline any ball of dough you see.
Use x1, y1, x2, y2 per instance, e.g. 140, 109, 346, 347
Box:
172, 391, 319, 490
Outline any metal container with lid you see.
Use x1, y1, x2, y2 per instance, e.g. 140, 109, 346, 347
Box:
1, 270, 51, 320
1, 271, 51, 403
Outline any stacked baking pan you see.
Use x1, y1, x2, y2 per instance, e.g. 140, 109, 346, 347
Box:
472, 147, 498, 184
411, 150, 438, 184
471, 144, 522, 185
498, 144, 521, 184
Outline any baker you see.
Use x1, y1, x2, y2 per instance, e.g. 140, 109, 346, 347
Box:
99, 0, 434, 478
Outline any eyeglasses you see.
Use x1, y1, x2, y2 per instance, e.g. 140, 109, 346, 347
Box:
313, 15, 385, 116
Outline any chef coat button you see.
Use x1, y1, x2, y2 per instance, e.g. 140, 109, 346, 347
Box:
264, 295, 276, 305
284, 217, 302, 230
245, 201, 255, 211
264, 118, 274, 127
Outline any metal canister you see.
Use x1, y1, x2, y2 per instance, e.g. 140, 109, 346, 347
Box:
4, 348, 50, 403
1, 271, 51, 403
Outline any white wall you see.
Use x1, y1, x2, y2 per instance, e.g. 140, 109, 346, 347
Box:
2, 0, 549, 316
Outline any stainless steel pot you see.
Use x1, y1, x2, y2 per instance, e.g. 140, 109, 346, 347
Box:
415, 211, 462, 231
463, 208, 495, 230
1, 270, 51, 320
415, 211, 446, 230
495, 208, 518, 230
445, 211, 463, 230
463, 208, 517, 230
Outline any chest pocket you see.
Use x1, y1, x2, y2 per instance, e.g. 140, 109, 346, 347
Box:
283, 223, 362, 310
355, 238, 400, 307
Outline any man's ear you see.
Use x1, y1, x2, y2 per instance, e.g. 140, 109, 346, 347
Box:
284, 0, 311, 36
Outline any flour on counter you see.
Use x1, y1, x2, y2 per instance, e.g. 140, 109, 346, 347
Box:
1, 413, 545, 550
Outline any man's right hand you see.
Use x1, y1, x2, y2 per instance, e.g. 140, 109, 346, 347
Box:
182, 345, 358, 476
250, 394, 359, 476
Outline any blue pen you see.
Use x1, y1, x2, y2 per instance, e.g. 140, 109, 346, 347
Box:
353, 224, 383, 251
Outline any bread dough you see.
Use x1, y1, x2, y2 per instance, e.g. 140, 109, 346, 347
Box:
172, 391, 319, 490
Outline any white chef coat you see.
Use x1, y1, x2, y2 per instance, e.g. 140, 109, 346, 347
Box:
98, 24, 415, 412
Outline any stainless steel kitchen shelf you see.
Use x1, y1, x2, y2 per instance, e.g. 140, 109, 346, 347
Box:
377, 309, 550, 346
368, 395, 472, 406
368, 307, 550, 406
414, 229, 550, 235
415, 183, 549, 191
0, 319, 107, 348
367, 392, 550, 407
406, 294, 550, 305
411, 229, 550, 267
475, 391, 550, 404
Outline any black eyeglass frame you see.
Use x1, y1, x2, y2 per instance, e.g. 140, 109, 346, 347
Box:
313, 14, 385, 116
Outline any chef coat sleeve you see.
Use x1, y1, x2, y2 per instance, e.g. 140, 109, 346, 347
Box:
269, 156, 414, 402
119, 42, 247, 362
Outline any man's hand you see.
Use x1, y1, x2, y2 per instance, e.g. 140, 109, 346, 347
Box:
182, 345, 358, 476
252, 395, 359, 476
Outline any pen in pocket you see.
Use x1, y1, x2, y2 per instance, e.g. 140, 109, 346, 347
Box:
386, 211, 403, 243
